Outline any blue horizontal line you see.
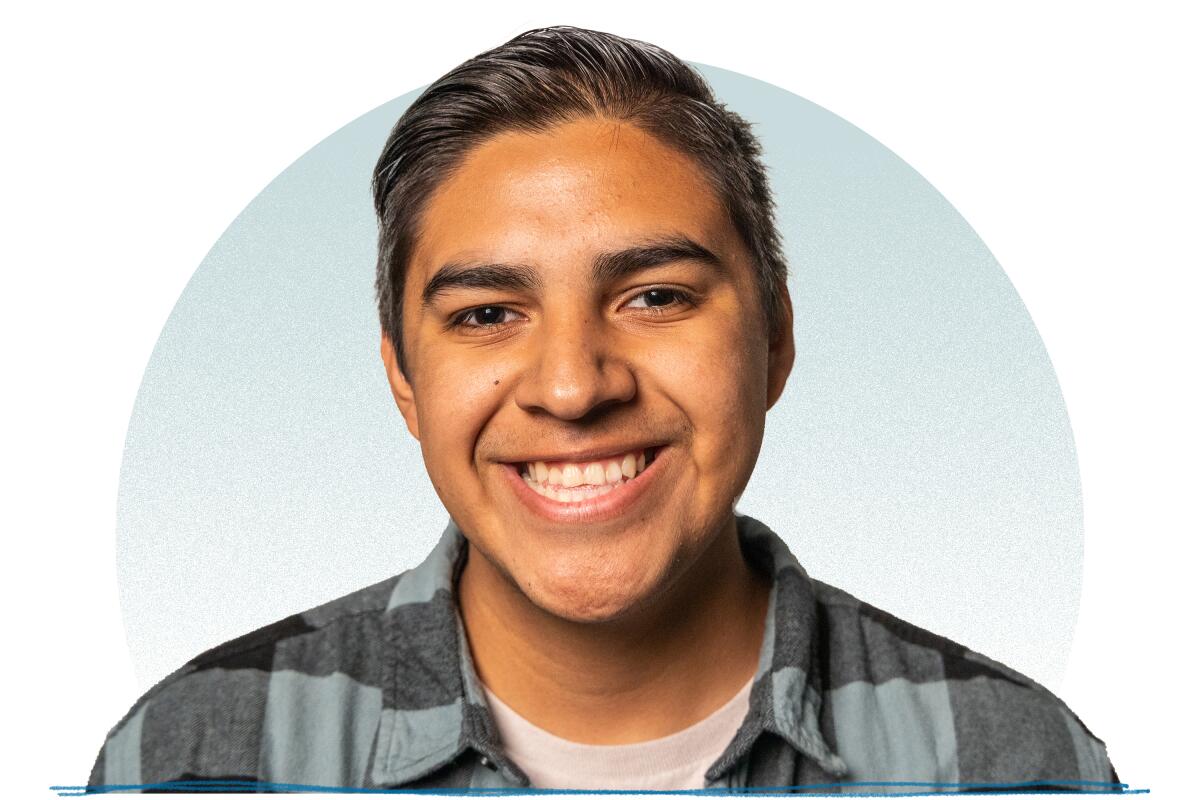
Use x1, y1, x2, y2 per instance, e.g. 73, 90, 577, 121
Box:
51, 779, 1146, 796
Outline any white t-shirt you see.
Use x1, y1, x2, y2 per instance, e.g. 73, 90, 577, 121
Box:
481, 677, 754, 790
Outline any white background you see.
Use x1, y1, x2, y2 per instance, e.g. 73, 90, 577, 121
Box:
2, 1, 1195, 796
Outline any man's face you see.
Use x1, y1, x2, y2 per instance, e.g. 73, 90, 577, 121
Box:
383, 117, 793, 623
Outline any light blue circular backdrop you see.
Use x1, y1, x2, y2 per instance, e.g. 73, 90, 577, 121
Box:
117, 66, 1082, 690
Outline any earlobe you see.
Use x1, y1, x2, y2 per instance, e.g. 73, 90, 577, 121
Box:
766, 287, 795, 410
380, 333, 421, 440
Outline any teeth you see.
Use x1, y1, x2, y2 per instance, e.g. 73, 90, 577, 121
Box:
621, 453, 636, 479
520, 447, 656, 502
561, 464, 583, 488
522, 479, 619, 503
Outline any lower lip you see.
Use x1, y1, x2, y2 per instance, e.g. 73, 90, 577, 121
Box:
500, 448, 668, 524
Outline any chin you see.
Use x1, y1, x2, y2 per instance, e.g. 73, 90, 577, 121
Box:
534, 595, 644, 625
522, 564, 659, 625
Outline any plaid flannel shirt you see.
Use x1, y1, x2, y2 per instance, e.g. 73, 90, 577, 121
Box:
89, 514, 1118, 793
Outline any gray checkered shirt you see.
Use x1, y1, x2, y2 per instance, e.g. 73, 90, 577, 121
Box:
89, 514, 1118, 792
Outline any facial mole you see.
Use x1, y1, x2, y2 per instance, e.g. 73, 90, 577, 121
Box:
493, 380, 500, 386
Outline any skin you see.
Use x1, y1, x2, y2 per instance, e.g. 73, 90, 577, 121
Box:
381, 117, 795, 743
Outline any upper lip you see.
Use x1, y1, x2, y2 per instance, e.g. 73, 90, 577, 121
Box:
499, 442, 661, 464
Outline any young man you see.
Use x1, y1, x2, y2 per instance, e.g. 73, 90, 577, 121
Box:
90, 27, 1117, 792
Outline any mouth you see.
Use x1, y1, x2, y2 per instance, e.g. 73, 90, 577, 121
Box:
501, 445, 665, 523
516, 446, 660, 502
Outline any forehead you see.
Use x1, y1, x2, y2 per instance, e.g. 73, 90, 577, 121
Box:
408, 118, 739, 281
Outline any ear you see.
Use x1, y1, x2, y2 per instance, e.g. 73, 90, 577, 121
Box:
381, 332, 420, 441
766, 285, 795, 411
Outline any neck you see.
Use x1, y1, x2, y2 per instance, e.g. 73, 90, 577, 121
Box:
457, 515, 771, 744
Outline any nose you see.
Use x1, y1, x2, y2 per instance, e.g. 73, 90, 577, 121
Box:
514, 311, 637, 421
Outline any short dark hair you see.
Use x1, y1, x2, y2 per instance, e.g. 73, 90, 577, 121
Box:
372, 26, 787, 377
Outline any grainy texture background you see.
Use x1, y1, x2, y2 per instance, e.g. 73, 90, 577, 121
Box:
116, 66, 1082, 691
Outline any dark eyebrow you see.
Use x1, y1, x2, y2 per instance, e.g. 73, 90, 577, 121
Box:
421, 262, 543, 307
591, 235, 725, 284
421, 235, 722, 308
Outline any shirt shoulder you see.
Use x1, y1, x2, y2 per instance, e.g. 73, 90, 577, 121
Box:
810, 579, 1117, 790
89, 574, 399, 792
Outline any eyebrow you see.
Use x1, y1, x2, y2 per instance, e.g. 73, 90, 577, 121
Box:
591, 235, 726, 285
420, 234, 724, 308
421, 262, 543, 307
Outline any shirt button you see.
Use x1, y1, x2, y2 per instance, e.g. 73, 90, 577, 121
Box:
480, 755, 495, 770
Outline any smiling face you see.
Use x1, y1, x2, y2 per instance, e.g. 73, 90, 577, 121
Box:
382, 117, 794, 624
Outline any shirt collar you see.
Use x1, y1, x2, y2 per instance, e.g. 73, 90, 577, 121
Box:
703, 514, 848, 781
370, 514, 846, 787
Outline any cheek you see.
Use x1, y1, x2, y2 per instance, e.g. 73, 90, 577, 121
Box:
644, 316, 769, 482
412, 349, 511, 487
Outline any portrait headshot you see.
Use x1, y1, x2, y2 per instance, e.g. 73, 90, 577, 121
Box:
85, 25, 1120, 794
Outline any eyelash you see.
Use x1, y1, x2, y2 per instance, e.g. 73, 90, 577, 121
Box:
448, 288, 697, 330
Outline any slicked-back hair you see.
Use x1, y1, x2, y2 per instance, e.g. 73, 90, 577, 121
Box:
373, 26, 787, 377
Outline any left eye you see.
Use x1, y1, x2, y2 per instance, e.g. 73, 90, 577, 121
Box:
626, 289, 688, 309
455, 306, 518, 327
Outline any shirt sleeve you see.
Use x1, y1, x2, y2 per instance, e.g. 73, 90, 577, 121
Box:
86, 662, 272, 791
89, 702, 147, 789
